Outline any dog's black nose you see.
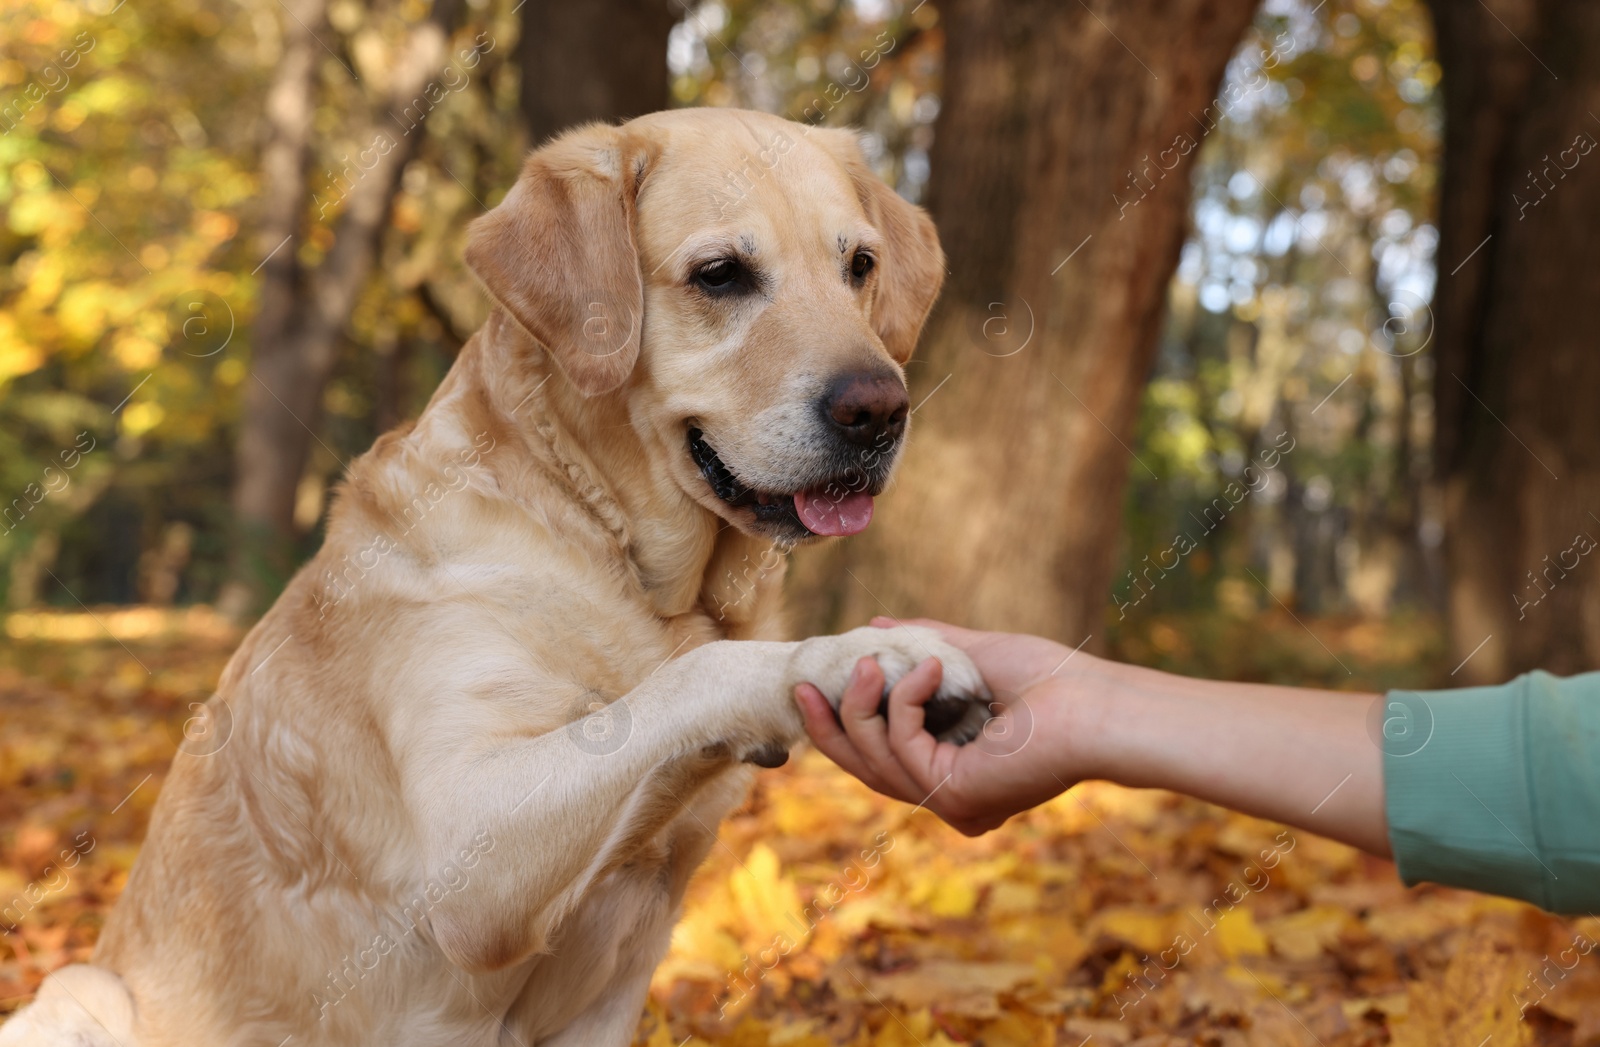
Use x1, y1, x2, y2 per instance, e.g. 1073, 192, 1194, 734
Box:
823, 371, 909, 449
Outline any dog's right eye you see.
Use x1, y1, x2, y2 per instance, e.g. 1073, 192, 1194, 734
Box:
691, 259, 749, 295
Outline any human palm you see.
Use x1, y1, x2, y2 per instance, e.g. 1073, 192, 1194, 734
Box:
796, 617, 1094, 836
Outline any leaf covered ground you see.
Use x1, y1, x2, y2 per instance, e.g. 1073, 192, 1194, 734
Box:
3, 608, 1598, 1046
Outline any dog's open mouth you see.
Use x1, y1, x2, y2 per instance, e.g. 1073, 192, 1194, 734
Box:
687, 427, 875, 537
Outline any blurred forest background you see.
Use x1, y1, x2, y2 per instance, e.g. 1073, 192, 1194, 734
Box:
5, 0, 1600, 1042
7, 0, 1598, 689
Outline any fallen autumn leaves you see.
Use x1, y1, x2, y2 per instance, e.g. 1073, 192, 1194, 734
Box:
2, 608, 1597, 1045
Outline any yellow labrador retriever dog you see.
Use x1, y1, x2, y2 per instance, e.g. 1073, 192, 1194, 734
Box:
0, 107, 988, 1047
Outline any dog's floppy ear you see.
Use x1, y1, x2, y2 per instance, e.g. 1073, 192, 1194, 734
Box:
465, 123, 656, 396
814, 128, 946, 363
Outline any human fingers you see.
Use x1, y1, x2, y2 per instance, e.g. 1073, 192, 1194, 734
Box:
795, 681, 901, 796
834, 657, 930, 801
882, 656, 949, 795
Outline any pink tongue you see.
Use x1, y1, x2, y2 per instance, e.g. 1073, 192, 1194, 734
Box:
794, 488, 875, 537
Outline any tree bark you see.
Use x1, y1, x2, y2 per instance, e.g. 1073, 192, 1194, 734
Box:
516, 0, 674, 144
1429, 0, 1600, 682
224, 0, 465, 615
224, 0, 325, 613
793, 0, 1258, 645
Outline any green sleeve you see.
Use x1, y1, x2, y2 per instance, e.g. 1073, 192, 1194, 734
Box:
1383, 670, 1600, 913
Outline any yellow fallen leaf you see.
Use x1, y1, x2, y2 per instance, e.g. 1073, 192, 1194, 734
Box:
925, 875, 976, 918
1091, 907, 1175, 954
1389, 931, 1530, 1047
766, 1021, 830, 1046
1212, 909, 1268, 959
1264, 905, 1351, 961
728, 843, 805, 947
861, 960, 1038, 1019
986, 879, 1039, 917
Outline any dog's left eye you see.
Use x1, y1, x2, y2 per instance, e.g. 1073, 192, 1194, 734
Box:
850, 250, 875, 283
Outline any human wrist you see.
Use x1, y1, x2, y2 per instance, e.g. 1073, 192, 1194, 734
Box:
1046, 650, 1131, 786
1055, 654, 1202, 792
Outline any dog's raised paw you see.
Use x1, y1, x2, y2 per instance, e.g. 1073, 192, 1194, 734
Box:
792, 625, 994, 745
864, 627, 993, 745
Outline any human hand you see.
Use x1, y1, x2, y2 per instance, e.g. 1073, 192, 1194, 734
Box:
795, 617, 1094, 835
798, 617, 1392, 857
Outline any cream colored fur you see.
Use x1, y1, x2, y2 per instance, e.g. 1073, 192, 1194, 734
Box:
0, 108, 982, 1047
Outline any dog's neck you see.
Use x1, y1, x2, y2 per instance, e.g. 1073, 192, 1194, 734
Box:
443, 310, 785, 631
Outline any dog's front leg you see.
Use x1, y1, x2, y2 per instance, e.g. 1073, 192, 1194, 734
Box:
411, 627, 987, 974
412, 638, 798, 974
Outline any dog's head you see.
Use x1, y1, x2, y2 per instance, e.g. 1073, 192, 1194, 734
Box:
465, 108, 944, 544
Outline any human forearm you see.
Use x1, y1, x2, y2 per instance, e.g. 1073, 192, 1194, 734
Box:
1064, 656, 1390, 856
800, 619, 1391, 853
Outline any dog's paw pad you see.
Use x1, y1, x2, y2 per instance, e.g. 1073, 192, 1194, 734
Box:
938, 699, 991, 746
924, 693, 979, 738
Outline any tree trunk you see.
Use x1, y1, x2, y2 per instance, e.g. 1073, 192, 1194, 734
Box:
224, 0, 465, 615
1429, 0, 1600, 682
224, 0, 323, 612
516, 0, 674, 143
794, 0, 1258, 645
